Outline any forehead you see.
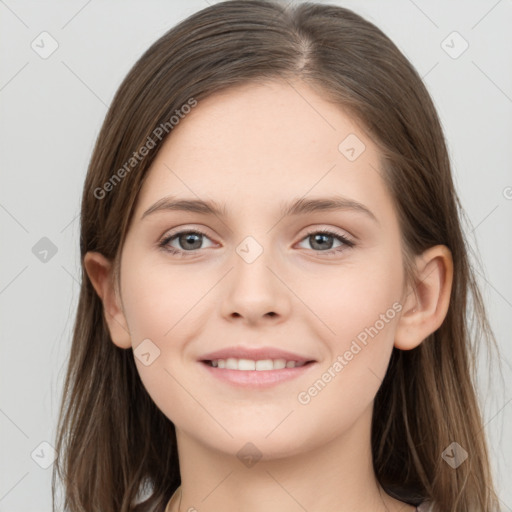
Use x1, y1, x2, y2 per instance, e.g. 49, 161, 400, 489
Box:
133, 79, 395, 225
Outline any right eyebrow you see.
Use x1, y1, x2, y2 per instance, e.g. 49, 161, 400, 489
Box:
141, 197, 227, 220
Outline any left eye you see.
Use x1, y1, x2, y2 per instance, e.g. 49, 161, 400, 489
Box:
296, 229, 355, 254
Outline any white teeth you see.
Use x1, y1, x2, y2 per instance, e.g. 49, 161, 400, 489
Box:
238, 358, 256, 370
226, 358, 238, 370
255, 359, 274, 371
273, 359, 286, 369
208, 358, 309, 370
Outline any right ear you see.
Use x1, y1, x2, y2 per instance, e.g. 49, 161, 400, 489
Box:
83, 251, 132, 349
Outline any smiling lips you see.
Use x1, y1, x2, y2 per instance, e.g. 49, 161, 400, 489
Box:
199, 345, 315, 368
198, 346, 317, 388
207, 358, 308, 370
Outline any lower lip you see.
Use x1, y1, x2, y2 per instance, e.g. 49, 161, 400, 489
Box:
199, 361, 317, 388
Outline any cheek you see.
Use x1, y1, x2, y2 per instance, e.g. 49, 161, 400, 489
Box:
293, 270, 402, 435
121, 259, 196, 343
299, 251, 403, 344
119, 259, 212, 422
293, 250, 403, 410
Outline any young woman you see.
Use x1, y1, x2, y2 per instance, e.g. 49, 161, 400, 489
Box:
52, 1, 502, 511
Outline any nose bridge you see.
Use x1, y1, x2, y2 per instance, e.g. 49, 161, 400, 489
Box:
235, 234, 268, 266
232, 233, 279, 293
221, 232, 290, 321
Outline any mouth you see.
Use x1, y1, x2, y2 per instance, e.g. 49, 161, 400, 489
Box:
201, 358, 315, 370
199, 357, 318, 388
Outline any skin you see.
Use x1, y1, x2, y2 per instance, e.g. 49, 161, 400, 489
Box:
85, 79, 453, 512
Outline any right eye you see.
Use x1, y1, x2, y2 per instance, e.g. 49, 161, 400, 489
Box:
159, 229, 216, 256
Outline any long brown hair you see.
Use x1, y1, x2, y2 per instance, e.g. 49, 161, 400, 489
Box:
52, 1, 502, 510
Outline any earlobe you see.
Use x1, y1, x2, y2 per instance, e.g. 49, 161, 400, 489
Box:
83, 251, 132, 349
394, 245, 453, 350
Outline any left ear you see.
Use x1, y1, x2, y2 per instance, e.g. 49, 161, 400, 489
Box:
394, 245, 453, 350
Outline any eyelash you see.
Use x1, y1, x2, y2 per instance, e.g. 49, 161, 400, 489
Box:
158, 227, 355, 257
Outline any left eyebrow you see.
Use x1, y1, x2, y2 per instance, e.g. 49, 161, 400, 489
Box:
140, 194, 378, 224
280, 195, 378, 224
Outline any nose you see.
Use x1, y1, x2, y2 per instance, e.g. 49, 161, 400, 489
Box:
220, 245, 292, 326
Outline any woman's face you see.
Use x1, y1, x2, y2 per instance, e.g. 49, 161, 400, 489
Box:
116, 79, 408, 458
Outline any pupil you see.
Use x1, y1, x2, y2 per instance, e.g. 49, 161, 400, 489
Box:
181, 233, 201, 250
312, 233, 333, 250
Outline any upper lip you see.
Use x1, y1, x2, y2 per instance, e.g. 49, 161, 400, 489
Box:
199, 346, 316, 363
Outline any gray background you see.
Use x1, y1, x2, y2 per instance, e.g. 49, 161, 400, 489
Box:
1, 0, 511, 510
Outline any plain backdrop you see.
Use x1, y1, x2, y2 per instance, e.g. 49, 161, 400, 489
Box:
1, 1, 511, 511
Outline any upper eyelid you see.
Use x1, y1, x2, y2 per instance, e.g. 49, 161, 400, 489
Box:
161, 226, 214, 242
160, 224, 352, 238
160, 225, 354, 247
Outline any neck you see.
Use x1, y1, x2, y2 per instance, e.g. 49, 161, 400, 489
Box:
168, 405, 414, 512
